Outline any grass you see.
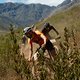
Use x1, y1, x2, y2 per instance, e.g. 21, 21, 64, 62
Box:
0, 24, 80, 80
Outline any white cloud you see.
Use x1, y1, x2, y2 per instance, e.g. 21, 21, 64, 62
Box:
5, 0, 28, 3
6, 0, 14, 2
27, 0, 64, 6
5, 0, 64, 6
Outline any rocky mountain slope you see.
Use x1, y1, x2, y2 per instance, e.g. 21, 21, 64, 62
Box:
0, 3, 56, 29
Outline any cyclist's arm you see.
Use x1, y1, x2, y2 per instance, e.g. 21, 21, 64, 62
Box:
51, 26, 61, 39
51, 26, 59, 35
51, 26, 61, 40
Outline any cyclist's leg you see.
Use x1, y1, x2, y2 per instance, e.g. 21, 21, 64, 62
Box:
45, 40, 56, 59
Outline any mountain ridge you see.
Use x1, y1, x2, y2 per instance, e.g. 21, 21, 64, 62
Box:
0, 0, 80, 30
0, 2, 56, 30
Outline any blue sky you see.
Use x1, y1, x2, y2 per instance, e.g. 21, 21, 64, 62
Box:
0, 0, 65, 6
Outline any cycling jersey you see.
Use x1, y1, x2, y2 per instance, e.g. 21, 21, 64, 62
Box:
28, 30, 47, 47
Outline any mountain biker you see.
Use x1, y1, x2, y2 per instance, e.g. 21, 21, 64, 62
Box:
42, 22, 60, 39
22, 27, 57, 61
41, 22, 60, 59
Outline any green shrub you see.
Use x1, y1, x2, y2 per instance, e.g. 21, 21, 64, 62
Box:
0, 25, 80, 80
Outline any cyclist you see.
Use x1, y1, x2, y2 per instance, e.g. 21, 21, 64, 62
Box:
42, 22, 60, 39
22, 27, 56, 60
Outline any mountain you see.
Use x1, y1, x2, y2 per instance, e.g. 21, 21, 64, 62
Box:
72, 0, 80, 3
58, 0, 72, 7
57, 0, 80, 8
50, 0, 80, 17
0, 3, 56, 30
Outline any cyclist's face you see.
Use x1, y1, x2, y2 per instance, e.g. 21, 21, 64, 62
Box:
26, 31, 33, 38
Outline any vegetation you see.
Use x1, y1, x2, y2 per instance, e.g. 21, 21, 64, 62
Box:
0, 24, 80, 80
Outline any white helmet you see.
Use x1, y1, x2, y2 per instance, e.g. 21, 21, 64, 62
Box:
23, 27, 32, 34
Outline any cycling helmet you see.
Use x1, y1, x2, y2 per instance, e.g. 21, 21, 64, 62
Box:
23, 27, 32, 34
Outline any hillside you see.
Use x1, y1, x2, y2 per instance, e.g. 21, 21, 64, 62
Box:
0, 3, 56, 30
36, 3, 80, 34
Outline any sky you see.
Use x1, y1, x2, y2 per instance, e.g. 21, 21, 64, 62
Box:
0, 0, 65, 6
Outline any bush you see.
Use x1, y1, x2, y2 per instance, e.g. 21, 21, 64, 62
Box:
0, 25, 80, 80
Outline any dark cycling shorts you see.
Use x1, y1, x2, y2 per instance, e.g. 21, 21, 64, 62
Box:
45, 40, 55, 51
